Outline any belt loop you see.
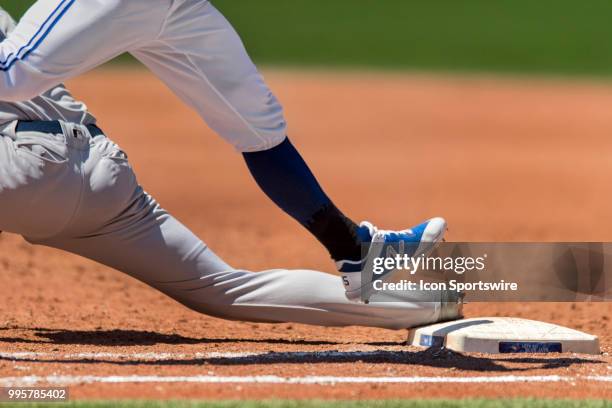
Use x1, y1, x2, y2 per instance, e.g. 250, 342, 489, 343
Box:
59, 121, 81, 138
63, 121, 93, 150
59, 120, 70, 138
1, 121, 18, 141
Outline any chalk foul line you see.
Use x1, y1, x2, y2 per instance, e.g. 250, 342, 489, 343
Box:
0, 375, 610, 386
1, 351, 609, 386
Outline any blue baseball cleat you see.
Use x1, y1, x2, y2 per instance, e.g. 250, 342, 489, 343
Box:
338, 217, 447, 302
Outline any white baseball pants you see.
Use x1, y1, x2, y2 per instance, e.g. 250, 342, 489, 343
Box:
0, 122, 442, 329
0, 0, 286, 152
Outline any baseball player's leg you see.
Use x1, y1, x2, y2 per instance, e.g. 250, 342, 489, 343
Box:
16, 125, 446, 329
39, 196, 442, 329
131, 0, 286, 153
0, 0, 170, 101
130, 1, 447, 296
0, 122, 83, 239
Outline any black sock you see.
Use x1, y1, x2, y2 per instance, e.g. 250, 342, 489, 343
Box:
243, 138, 362, 262
305, 203, 362, 262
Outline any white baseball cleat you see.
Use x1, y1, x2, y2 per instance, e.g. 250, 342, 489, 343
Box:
337, 217, 447, 302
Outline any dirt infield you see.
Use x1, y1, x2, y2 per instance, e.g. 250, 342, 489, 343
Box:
0, 69, 611, 400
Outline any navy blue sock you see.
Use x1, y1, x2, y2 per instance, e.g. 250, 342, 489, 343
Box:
243, 138, 361, 262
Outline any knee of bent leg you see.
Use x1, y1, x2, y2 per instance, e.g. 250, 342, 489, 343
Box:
201, 76, 288, 152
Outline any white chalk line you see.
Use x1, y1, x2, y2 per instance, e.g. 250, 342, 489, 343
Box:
1, 351, 609, 386
0, 374, 611, 387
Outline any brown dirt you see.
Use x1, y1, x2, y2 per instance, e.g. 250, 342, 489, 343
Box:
0, 69, 611, 400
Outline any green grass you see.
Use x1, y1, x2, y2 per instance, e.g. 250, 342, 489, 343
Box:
1, 400, 610, 408
5, 0, 612, 76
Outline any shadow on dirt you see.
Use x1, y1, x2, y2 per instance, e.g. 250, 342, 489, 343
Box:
0, 327, 604, 373
0, 327, 382, 346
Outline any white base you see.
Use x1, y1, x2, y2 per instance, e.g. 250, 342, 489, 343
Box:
408, 317, 600, 354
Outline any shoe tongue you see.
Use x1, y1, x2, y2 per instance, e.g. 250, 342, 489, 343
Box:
356, 224, 374, 243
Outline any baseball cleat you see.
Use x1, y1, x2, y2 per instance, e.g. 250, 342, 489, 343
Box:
438, 289, 465, 322
338, 217, 447, 302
